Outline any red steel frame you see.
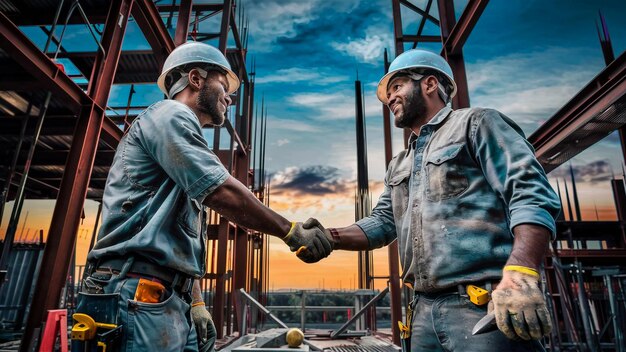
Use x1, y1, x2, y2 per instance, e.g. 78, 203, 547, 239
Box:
0, 0, 258, 346
17, 0, 133, 348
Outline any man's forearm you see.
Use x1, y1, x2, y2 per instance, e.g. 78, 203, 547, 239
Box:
508, 223, 551, 270
330, 224, 371, 251
204, 177, 292, 238
192, 280, 203, 304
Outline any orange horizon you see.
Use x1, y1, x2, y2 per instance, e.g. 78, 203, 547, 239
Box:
0, 179, 620, 290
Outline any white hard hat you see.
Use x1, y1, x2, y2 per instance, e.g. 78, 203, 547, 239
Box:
377, 49, 457, 104
157, 41, 240, 98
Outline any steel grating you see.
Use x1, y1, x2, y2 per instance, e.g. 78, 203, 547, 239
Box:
327, 346, 399, 352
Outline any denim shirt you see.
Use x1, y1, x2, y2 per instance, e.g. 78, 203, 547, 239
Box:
356, 106, 560, 292
88, 100, 229, 278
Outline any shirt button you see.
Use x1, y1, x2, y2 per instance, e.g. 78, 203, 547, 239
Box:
417, 147, 424, 153
415, 171, 420, 177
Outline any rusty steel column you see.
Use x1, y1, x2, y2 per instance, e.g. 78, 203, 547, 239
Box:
21, 0, 132, 349
218, 0, 233, 53
390, 0, 412, 146
174, 0, 192, 46
437, 0, 470, 109
213, 219, 229, 338
382, 50, 402, 346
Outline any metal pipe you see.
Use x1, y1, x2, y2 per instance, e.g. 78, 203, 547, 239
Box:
0, 92, 52, 280
0, 107, 32, 229
603, 273, 624, 351
330, 287, 389, 338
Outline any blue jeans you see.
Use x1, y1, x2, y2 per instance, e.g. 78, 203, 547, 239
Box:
76, 272, 199, 351
409, 292, 542, 351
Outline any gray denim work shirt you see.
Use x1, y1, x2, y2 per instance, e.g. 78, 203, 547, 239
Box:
88, 100, 229, 278
356, 106, 560, 292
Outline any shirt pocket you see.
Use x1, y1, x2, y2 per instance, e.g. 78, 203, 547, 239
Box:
425, 143, 469, 202
176, 196, 203, 238
388, 171, 411, 218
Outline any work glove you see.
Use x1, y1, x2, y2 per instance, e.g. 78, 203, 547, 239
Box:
491, 266, 552, 340
283, 218, 333, 263
191, 303, 216, 348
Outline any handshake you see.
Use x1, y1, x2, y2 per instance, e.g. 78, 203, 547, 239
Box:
283, 218, 335, 263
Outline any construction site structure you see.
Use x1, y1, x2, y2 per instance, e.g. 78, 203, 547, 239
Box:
0, 0, 625, 351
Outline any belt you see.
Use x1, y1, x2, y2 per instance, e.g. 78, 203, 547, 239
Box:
416, 279, 500, 299
94, 257, 194, 293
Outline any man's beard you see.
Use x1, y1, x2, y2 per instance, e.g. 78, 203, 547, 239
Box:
394, 84, 427, 128
197, 84, 226, 126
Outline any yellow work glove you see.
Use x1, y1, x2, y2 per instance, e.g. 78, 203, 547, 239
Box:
283, 218, 333, 263
491, 266, 552, 340
191, 302, 215, 346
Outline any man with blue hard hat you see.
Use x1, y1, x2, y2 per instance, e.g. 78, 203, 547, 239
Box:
289, 48, 561, 351
74, 42, 330, 351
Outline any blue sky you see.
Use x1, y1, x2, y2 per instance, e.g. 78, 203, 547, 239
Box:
9, 0, 626, 289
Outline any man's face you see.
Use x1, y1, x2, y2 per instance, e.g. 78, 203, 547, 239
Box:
197, 70, 231, 126
386, 75, 427, 128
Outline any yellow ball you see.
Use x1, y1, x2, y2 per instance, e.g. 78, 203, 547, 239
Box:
286, 328, 304, 348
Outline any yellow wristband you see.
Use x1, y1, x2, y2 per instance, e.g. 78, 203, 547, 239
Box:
283, 221, 297, 241
504, 265, 540, 278
191, 301, 205, 308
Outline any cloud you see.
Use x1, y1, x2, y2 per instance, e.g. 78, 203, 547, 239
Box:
271, 166, 350, 196
276, 139, 290, 147
242, 0, 361, 52
466, 47, 599, 135
266, 116, 321, 133
330, 22, 393, 65
255, 67, 349, 85
549, 160, 615, 184
288, 90, 383, 120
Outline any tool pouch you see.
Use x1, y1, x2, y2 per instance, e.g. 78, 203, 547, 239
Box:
75, 292, 120, 327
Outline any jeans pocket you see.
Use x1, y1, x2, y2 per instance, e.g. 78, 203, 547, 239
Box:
126, 292, 192, 351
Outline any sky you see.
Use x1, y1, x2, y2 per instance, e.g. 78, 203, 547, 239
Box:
3, 0, 626, 290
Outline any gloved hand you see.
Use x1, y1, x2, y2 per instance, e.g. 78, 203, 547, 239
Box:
491, 266, 552, 340
191, 303, 215, 344
283, 218, 334, 263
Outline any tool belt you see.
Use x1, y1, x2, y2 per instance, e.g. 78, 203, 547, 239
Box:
92, 257, 194, 293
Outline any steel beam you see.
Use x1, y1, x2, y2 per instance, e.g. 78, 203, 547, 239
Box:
399, 0, 439, 25
440, 0, 488, 56
213, 219, 230, 339
20, 0, 132, 349
174, 0, 192, 46
401, 35, 442, 43
528, 51, 626, 172
157, 4, 223, 13
218, 0, 233, 53
0, 13, 123, 148
132, 0, 175, 66
0, 13, 83, 111
437, 0, 470, 108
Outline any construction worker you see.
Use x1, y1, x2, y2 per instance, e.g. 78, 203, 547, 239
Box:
289, 49, 561, 351
75, 42, 328, 351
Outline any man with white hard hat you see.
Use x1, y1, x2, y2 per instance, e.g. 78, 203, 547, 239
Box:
290, 49, 561, 351
75, 42, 330, 351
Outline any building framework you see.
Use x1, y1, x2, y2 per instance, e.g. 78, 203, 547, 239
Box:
0, 0, 624, 350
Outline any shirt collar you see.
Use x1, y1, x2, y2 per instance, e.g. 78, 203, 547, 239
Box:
407, 106, 453, 148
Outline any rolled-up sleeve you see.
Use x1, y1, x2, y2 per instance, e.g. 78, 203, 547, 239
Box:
136, 101, 229, 203
471, 109, 561, 237
356, 171, 398, 249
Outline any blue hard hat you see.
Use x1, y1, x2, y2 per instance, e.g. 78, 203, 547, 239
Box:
377, 49, 457, 104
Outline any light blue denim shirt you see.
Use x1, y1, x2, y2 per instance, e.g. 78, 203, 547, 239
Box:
88, 100, 229, 278
356, 106, 560, 292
